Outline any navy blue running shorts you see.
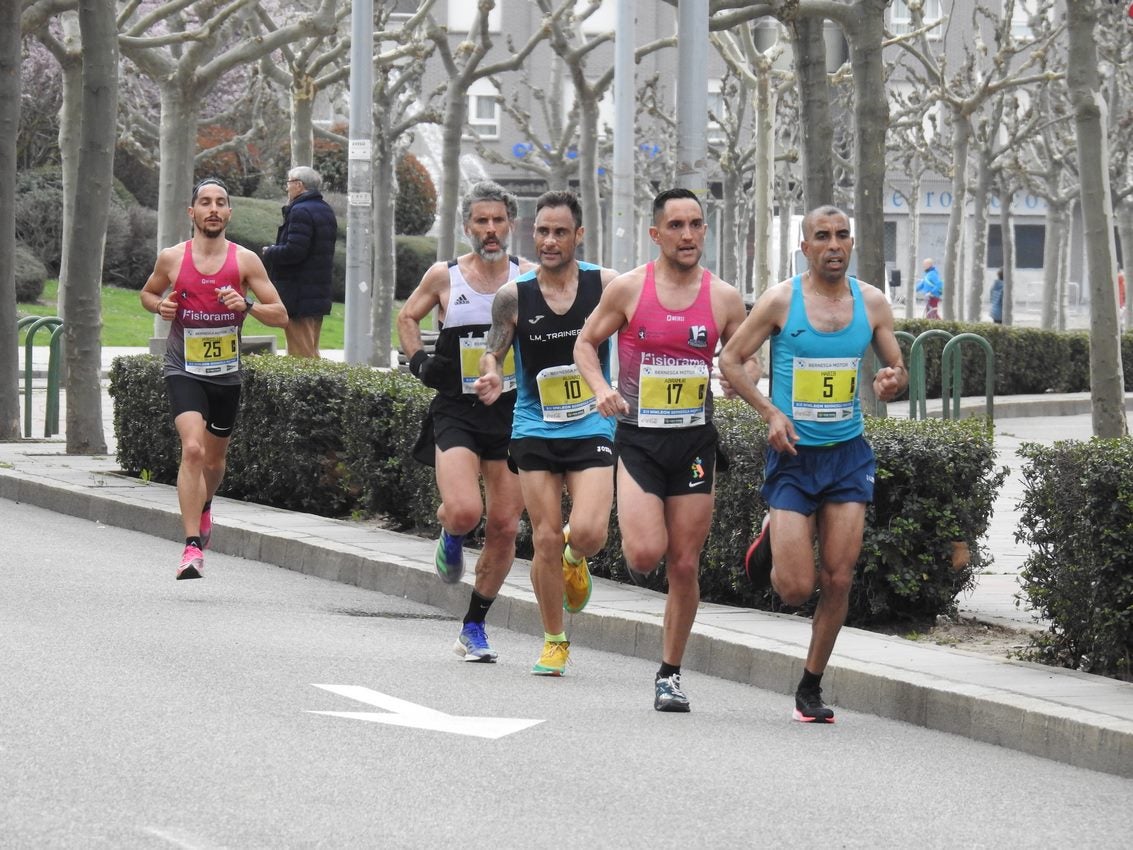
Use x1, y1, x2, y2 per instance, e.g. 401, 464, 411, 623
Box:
760, 435, 875, 516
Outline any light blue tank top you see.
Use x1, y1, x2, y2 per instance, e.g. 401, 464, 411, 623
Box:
770, 275, 873, 446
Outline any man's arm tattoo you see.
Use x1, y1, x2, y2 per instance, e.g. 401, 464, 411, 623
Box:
484, 288, 518, 358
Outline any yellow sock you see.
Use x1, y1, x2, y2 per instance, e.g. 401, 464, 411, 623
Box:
564, 542, 584, 565
545, 632, 567, 643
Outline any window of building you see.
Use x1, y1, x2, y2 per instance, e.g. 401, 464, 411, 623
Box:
884, 221, 897, 263
889, 0, 943, 36
987, 223, 1046, 269
707, 79, 726, 144
465, 79, 499, 139
447, 0, 501, 33
1011, 0, 1036, 38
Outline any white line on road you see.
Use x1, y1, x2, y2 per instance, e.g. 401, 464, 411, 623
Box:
308, 684, 544, 740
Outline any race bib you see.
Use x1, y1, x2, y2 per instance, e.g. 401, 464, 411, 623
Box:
460, 336, 516, 394
536, 365, 596, 422
791, 356, 859, 421
184, 325, 239, 376
638, 361, 708, 428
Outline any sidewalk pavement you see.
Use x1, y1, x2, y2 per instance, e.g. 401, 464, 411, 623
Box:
6, 347, 1131, 779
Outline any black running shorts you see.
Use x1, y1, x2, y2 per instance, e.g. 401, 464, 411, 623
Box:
615, 422, 722, 499
508, 435, 615, 474
165, 375, 242, 438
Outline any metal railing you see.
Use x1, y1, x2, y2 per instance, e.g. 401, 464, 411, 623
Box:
18, 316, 64, 438
904, 328, 995, 423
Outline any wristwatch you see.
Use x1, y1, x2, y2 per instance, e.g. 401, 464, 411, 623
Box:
244, 295, 254, 313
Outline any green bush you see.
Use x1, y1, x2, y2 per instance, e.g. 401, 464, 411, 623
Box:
223, 357, 356, 515
395, 153, 437, 235
395, 235, 438, 299
14, 241, 47, 302
108, 359, 1007, 627
1016, 439, 1133, 681
339, 368, 439, 530
15, 167, 144, 286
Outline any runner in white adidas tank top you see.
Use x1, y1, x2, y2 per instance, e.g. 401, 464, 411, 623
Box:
396, 181, 534, 664
575, 188, 759, 713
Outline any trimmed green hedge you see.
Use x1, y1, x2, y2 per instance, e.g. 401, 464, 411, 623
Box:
109, 354, 1005, 627
1016, 439, 1133, 681
894, 319, 1106, 397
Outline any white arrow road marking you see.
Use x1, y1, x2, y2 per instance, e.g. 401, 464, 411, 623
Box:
307, 684, 544, 740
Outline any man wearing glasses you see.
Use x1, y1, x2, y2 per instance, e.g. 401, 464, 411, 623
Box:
262, 167, 338, 358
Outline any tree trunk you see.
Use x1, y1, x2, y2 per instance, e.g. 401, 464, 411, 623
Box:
751, 69, 773, 300
62, 0, 116, 455
776, 180, 791, 282
436, 82, 468, 261
1058, 211, 1072, 332
371, 135, 397, 367
790, 15, 833, 208
1067, 0, 1124, 439
290, 73, 316, 167
1040, 201, 1064, 330
846, 5, 887, 294
845, 7, 887, 415
55, 13, 82, 320
999, 187, 1016, 326
577, 96, 603, 263
967, 153, 992, 322
152, 87, 201, 340
720, 170, 738, 288
0, 0, 20, 439
905, 169, 922, 320
942, 107, 970, 322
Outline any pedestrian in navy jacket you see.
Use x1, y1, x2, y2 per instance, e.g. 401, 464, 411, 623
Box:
262, 166, 338, 357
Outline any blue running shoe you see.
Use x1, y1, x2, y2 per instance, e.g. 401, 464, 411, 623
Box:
453, 621, 497, 662
434, 530, 465, 584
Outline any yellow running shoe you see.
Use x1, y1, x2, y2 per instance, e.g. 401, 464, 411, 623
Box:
531, 640, 570, 676
562, 525, 593, 614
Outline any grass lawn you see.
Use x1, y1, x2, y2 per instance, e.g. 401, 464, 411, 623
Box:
17, 280, 426, 349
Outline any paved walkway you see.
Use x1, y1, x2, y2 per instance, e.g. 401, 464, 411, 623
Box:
6, 347, 1131, 778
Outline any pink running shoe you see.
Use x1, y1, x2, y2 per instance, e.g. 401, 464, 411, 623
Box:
199, 508, 212, 550
177, 544, 204, 580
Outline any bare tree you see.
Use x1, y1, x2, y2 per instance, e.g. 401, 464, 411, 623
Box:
1066, 0, 1125, 438
118, 0, 340, 259
892, 0, 1062, 321
24, 10, 80, 316
0, 0, 24, 439
711, 24, 792, 298
256, 0, 351, 167
60, 0, 117, 453
370, 2, 441, 366
427, 0, 565, 261
470, 56, 582, 190
1009, 84, 1078, 330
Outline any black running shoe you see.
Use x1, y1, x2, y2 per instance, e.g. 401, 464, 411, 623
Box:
744, 518, 772, 589
793, 687, 835, 723
655, 673, 691, 712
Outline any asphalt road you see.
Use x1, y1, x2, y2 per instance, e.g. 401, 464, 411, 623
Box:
3, 501, 1131, 849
